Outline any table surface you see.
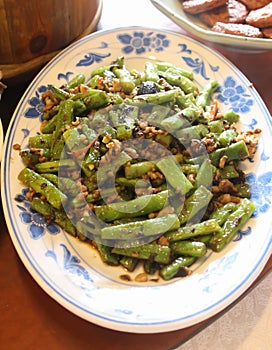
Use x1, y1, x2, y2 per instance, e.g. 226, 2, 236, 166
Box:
0, 1, 271, 349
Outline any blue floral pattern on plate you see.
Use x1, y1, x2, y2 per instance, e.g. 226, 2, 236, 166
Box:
76, 52, 111, 67
46, 244, 93, 282
15, 189, 60, 239
25, 85, 48, 119
178, 43, 219, 80
246, 172, 272, 216
118, 31, 170, 54
216, 76, 253, 113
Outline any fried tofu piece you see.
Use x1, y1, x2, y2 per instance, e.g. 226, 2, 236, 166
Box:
246, 3, 272, 28
182, 0, 227, 15
262, 26, 272, 38
238, 0, 271, 10
212, 21, 264, 37
199, 0, 249, 26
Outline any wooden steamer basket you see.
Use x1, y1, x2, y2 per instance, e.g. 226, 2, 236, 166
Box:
0, 0, 103, 82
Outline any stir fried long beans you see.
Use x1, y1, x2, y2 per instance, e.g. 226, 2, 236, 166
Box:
17, 56, 261, 281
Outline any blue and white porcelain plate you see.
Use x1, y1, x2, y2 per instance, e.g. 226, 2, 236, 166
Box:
1, 27, 272, 333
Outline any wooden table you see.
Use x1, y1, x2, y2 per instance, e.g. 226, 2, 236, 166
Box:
0, 1, 271, 349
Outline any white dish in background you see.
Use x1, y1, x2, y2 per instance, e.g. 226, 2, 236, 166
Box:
0, 72, 6, 162
1, 27, 272, 333
150, 0, 272, 53
0, 119, 3, 162
0, 70, 4, 171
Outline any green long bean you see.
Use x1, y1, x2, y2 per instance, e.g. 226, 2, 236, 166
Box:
18, 167, 67, 210
209, 199, 256, 252
16, 56, 259, 282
